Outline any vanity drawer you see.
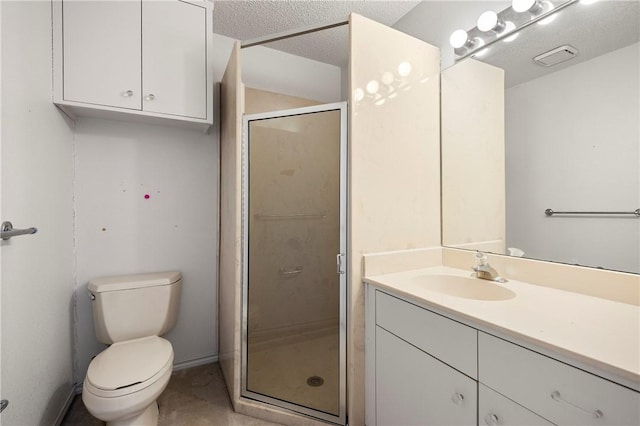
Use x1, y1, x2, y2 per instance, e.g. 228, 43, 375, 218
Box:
376, 290, 477, 378
479, 384, 554, 426
479, 332, 640, 425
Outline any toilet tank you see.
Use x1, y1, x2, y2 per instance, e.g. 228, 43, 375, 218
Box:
88, 271, 182, 344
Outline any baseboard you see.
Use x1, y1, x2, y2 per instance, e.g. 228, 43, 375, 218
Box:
53, 385, 80, 426
173, 353, 219, 371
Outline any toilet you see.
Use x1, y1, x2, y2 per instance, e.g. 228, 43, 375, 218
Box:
82, 271, 182, 426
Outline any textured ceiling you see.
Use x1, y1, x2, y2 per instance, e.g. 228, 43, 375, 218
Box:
475, 0, 640, 87
212, 0, 421, 66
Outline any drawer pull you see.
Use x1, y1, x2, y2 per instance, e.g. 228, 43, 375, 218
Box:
451, 392, 465, 405
484, 413, 500, 425
551, 390, 603, 419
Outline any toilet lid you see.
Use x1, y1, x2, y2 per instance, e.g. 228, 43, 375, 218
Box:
87, 336, 173, 391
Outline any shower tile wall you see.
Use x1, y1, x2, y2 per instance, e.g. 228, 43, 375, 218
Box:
348, 14, 442, 425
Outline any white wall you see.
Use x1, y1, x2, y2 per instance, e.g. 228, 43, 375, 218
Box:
212, 33, 343, 104
73, 118, 219, 381
242, 45, 343, 103
1, 1, 76, 424
505, 43, 639, 273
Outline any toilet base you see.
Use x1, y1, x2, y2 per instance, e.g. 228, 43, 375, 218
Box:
107, 401, 159, 426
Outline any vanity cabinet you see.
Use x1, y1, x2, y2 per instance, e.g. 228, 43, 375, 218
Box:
366, 287, 640, 426
479, 384, 555, 426
479, 332, 640, 426
53, 0, 213, 130
373, 292, 477, 425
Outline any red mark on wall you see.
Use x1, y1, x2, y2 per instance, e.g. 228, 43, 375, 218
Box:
144, 194, 150, 199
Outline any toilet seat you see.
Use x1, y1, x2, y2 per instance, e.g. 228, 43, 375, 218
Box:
85, 336, 173, 398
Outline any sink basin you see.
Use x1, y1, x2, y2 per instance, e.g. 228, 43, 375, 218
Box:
411, 274, 516, 301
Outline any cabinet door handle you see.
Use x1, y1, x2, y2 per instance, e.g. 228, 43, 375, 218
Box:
451, 392, 465, 405
144, 94, 155, 101
122, 90, 134, 97
484, 413, 500, 425
550, 390, 603, 419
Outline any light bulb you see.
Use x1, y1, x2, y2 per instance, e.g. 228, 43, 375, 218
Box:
477, 10, 504, 32
449, 29, 470, 49
398, 62, 412, 77
366, 80, 379, 94
512, 0, 541, 13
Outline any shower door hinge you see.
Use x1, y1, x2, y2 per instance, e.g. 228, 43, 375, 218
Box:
336, 253, 346, 275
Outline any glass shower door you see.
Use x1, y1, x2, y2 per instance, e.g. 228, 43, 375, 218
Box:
241, 103, 347, 425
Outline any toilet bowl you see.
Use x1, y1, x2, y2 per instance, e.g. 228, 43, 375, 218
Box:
82, 271, 182, 425
83, 336, 173, 425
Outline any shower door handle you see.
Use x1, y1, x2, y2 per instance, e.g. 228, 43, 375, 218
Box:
336, 253, 346, 275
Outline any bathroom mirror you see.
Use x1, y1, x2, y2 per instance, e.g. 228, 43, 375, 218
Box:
441, 0, 640, 274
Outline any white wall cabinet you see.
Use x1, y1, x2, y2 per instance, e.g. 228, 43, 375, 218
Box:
53, 0, 213, 131
366, 286, 640, 426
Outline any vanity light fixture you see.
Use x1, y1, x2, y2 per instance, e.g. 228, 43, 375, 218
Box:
512, 0, 543, 14
449, 29, 474, 49
451, 0, 575, 61
503, 21, 519, 41
537, 1, 557, 24
477, 11, 506, 33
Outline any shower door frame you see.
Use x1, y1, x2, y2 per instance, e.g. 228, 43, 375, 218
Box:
240, 102, 348, 425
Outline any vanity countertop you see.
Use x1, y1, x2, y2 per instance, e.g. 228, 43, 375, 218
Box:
365, 266, 640, 390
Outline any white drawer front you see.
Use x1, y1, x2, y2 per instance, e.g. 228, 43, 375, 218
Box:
479, 384, 554, 426
479, 332, 640, 426
376, 327, 477, 426
376, 290, 477, 378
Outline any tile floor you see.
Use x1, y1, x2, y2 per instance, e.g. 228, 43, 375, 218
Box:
247, 331, 339, 416
61, 363, 282, 426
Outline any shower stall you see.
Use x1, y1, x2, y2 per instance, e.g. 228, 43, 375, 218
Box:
241, 103, 348, 424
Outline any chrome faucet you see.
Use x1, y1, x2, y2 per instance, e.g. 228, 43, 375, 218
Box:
472, 251, 507, 283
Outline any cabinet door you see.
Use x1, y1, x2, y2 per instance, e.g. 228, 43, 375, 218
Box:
376, 327, 477, 426
479, 332, 640, 426
62, 0, 141, 109
479, 384, 555, 426
142, 0, 207, 119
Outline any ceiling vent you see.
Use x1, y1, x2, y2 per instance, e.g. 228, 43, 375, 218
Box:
534, 45, 579, 67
